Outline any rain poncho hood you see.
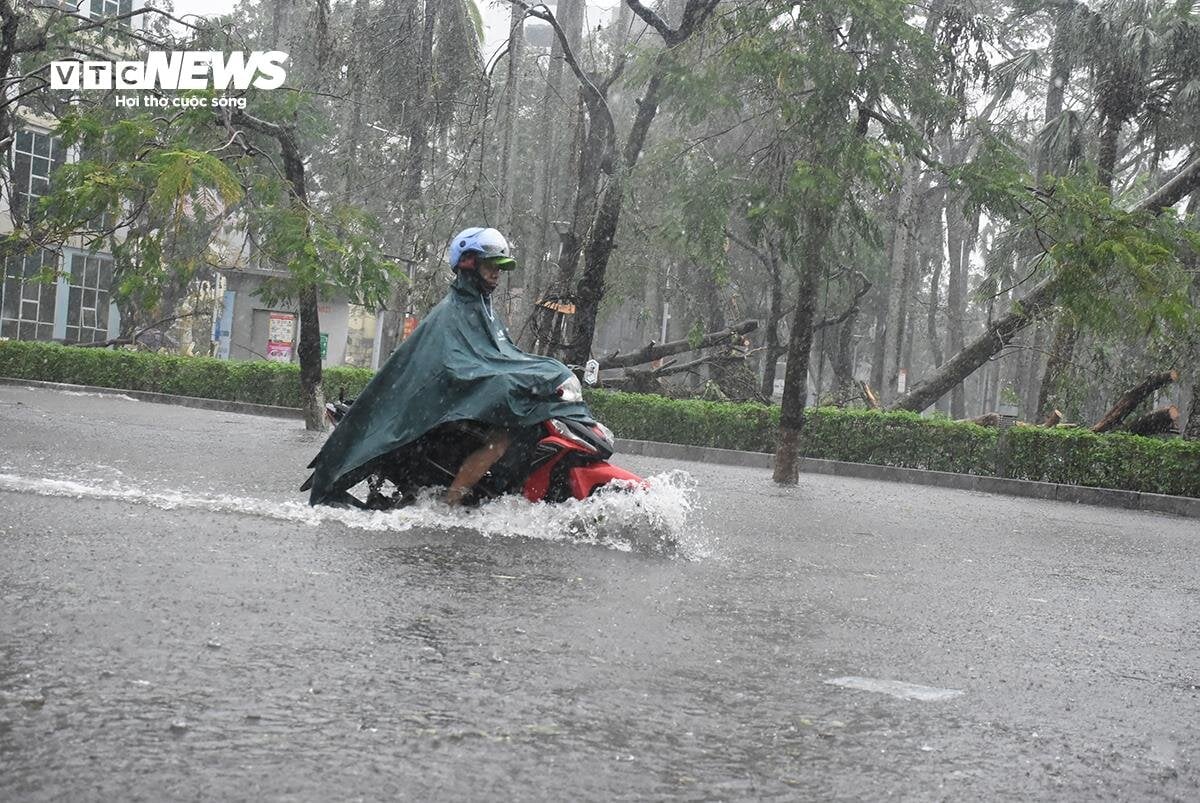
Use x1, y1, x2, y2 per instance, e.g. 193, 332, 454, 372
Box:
303, 270, 591, 505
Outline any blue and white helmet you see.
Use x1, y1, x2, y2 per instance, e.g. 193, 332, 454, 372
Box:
448, 227, 516, 270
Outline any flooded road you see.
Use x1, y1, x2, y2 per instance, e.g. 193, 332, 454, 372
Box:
2, 383, 1199, 799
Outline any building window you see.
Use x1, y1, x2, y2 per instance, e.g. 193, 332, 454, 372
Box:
89, 0, 134, 27
0, 250, 60, 341
12, 129, 65, 221
66, 253, 113, 344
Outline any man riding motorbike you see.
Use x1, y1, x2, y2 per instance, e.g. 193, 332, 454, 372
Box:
442, 227, 519, 505
302, 226, 594, 508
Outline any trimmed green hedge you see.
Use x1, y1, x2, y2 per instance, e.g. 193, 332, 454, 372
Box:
584, 388, 1200, 498
1004, 425, 1200, 499
3, 340, 1198, 498
0, 339, 373, 407
585, 390, 998, 474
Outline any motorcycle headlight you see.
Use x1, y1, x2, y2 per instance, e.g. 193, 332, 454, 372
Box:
593, 422, 614, 446
555, 373, 583, 402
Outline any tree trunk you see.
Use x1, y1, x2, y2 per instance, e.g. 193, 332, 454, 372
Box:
0, 0, 22, 163
869, 299, 885, 396
890, 276, 1060, 413
1186, 383, 1200, 440
1025, 7, 1075, 413
760, 238, 785, 399
529, 0, 584, 294
899, 267, 917, 399
1019, 322, 1048, 421
980, 290, 1002, 415
881, 162, 917, 404
1034, 5, 1073, 182
1091, 370, 1179, 433
1036, 319, 1078, 419
1096, 112, 1122, 194
340, 0, 370, 199
296, 283, 324, 430
926, 233, 944, 374
1121, 405, 1180, 437
498, 2, 526, 233
773, 214, 827, 484
561, 0, 720, 365
276, 128, 324, 430
552, 0, 585, 226
1184, 192, 1200, 440
555, 91, 611, 290
943, 196, 971, 417
831, 313, 858, 401
565, 65, 668, 365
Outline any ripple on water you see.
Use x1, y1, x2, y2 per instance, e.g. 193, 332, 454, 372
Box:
0, 469, 712, 559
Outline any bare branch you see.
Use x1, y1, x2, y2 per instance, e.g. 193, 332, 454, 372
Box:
813, 271, 872, 330
27, 1, 204, 34
625, 0, 676, 45
508, 1, 613, 132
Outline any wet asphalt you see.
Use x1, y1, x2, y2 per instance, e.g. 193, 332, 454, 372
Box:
1, 383, 1199, 801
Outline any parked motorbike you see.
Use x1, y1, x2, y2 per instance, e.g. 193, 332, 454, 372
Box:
317, 372, 644, 509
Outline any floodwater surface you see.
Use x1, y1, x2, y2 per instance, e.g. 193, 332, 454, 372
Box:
2, 384, 1199, 800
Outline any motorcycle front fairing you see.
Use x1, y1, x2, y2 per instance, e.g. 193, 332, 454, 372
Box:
302, 271, 592, 506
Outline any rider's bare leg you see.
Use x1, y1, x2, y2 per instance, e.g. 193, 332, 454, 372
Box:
444, 428, 512, 506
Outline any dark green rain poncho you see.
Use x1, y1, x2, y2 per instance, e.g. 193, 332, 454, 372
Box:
303, 269, 592, 505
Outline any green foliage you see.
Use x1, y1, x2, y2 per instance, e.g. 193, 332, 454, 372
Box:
3, 343, 1197, 499
1039, 177, 1198, 337
949, 127, 1033, 220
5, 110, 248, 329
10, 74, 398, 340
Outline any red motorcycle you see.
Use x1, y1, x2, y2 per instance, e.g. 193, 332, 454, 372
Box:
321, 378, 644, 509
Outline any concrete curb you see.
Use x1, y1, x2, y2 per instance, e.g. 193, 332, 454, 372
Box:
4, 376, 1197, 519
0, 377, 305, 419
616, 438, 1200, 520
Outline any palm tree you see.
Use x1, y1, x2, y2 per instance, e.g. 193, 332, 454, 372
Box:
1036, 0, 1193, 419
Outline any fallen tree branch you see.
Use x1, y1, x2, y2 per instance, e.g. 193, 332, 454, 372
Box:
75, 311, 208, 349
1120, 404, 1180, 437
624, 350, 739, 380
1091, 370, 1179, 433
598, 319, 758, 369
861, 381, 880, 410
889, 150, 1196, 415
1139, 152, 1200, 213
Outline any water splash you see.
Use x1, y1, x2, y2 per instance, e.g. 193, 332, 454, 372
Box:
0, 469, 710, 559
53, 389, 141, 402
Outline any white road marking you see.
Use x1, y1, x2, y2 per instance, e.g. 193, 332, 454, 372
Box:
824, 676, 964, 701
